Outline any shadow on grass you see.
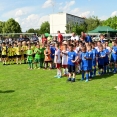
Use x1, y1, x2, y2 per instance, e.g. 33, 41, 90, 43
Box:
92, 73, 114, 80
0, 90, 15, 93
76, 73, 114, 81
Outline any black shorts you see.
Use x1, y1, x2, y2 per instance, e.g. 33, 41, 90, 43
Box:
98, 65, 104, 69
8, 56, 13, 59
2, 55, 7, 58
16, 55, 21, 58
45, 61, 52, 63
33, 54, 35, 58
104, 62, 109, 66
24, 54, 27, 58
68, 65, 75, 73
13, 55, 17, 58
110, 60, 117, 63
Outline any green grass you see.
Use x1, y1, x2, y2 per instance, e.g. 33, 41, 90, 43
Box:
0, 64, 117, 117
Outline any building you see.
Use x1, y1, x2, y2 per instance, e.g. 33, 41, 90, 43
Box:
50, 12, 85, 34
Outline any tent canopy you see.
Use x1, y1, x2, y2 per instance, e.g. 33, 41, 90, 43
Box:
44, 33, 52, 37
88, 26, 117, 33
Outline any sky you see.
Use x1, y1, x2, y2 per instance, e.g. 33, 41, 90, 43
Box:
0, 0, 117, 32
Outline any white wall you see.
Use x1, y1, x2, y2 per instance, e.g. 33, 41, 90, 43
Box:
50, 13, 67, 34
50, 13, 85, 34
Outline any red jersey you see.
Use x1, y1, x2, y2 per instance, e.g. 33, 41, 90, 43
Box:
42, 38, 47, 44
58, 33, 63, 43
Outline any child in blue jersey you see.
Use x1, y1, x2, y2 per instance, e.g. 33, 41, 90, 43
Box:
92, 43, 98, 77
67, 44, 78, 82
50, 43, 56, 69
97, 46, 106, 75
85, 35, 92, 43
103, 43, 109, 74
87, 45, 93, 78
80, 46, 89, 82
110, 41, 117, 73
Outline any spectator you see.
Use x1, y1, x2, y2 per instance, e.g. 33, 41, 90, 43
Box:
100, 34, 105, 43
57, 31, 63, 46
71, 32, 79, 41
42, 35, 47, 44
17, 35, 24, 42
85, 34, 92, 43
31, 34, 38, 42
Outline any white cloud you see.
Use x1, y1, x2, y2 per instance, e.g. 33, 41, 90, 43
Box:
70, 8, 80, 15
59, 0, 75, 12
80, 11, 91, 17
111, 11, 117, 17
42, 0, 55, 8
59, 2, 63, 5
99, 16, 108, 20
15, 14, 49, 32
15, 10, 27, 17
2, 6, 36, 18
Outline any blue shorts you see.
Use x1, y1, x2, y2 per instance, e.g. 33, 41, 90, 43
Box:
81, 66, 89, 71
92, 60, 96, 67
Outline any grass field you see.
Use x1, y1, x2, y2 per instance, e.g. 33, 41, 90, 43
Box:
0, 64, 117, 117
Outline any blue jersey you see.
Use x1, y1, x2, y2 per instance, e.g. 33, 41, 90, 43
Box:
85, 35, 92, 43
80, 52, 89, 67
103, 48, 109, 63
88, 51, 93, 70
92, 48, 98, 66
50, 46, 56, 59
97, 51, 106, 65
92, 48, 98, 60
111, 46, 117, 61
68, 51, 77, 66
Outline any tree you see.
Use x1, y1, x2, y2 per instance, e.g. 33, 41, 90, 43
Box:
65, 23, 87, 35
102, 16, 117, 30
85, 16, 102, 32
26, 28, 40, 35
26, 28, 35, 33
65, 16, 102, 34
2, 18, 22, 33
0, 21, 5, 33
39, 21, 50, 34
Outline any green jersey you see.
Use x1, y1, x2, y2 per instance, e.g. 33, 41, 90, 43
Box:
27, 50, 33, 60
34, 48, 41, 59
40, 47, 45, 59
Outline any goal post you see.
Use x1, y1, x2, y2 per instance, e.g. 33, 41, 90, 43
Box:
0, 33, 37, 40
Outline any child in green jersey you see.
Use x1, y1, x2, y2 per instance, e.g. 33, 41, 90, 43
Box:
27, 45, 33, 69
34, 44, 41, 69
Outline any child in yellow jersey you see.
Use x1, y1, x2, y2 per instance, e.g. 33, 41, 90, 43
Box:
1, 43, 7, 65
22, 41, 28, 64
13, 43, 17, 64
7, 44, 13, 64
16, 42, 22, 64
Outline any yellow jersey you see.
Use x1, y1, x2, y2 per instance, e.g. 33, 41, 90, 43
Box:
15, 46, 22, 55
2, 46, 7, 55
7, 47, 13, 56
22, 46, 28, 54
31, 46, 35, 52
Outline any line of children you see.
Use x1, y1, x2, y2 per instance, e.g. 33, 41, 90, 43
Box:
1, 40, 117, 83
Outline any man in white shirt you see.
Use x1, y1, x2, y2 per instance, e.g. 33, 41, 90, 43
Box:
71, 32, 79, 41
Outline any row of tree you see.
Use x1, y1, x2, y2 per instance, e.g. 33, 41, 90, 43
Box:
0, 18, 50, 35
0, 16, 117, 35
